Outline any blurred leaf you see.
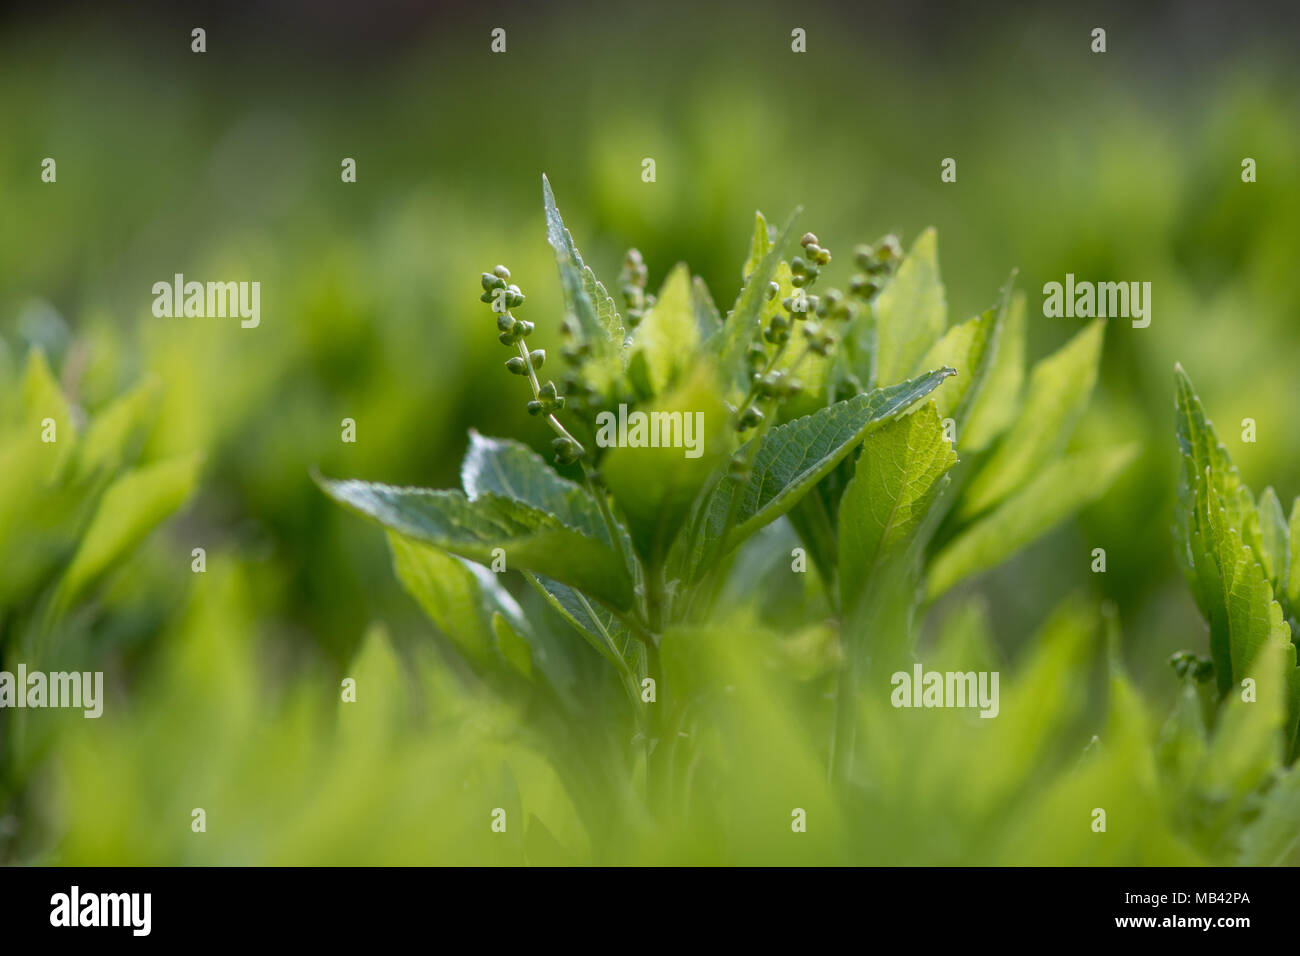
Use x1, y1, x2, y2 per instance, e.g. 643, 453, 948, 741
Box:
961, 290, 1026, 453
1239, 767, 1300, 865
691, 367, 955, 573
691, 276, 722, 339
838, 401, 956, 619
75, 377, 160, 480
959, 319, 1105, 518
741, 211, 772, 280
388, 531, 496, 666
628, 264, 698, 396
928, 443, 1138, 599
55, 453, 199, 610
1257, 486, 1289, 599
602, 366, 729, 564
492, 612, 533, 678
320, 478, 634, 610
873, 228, 947, 385
1290, 497, 1300, 612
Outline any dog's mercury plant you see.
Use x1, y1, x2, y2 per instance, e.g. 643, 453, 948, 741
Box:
317, 174, 1153, 829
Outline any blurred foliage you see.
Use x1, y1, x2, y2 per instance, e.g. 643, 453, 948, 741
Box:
1, 1, 1298, 863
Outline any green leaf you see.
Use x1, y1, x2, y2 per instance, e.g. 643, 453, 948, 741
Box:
713, 209, 799, 400
691, 367, 954, 573
959, 319, 1105, 518
838, 401, 957, 619
1239, 767, 1300, 865
22, 348, 77, 477
319, 478, 634, 610
460, 431, 609, 543
915, 307, 995, 426
388, 531, 497, 667
601, 366, 730, 564
928, 442, 1138, 599
1206, 481, 1291, 685
524, 572, 634, 674
75, 377, 161, 480
1289, 497, 1300, 612
56, 453, 200, 608
542, 174, 624, 347
1258, 486, 1290, 598
962, 289, 1027, 452
691, 276, 722, 340
873, 228, 947, 386
492, 612, 533, 678
741, 211, 772, 280
628, 263, 698, 396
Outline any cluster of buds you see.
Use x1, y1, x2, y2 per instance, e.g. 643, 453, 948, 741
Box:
1169, 650, 1214, 683
620, 248, 653, 329
848, 234, 903, 302
763, 232, 829, 347
482, 264, 582, 465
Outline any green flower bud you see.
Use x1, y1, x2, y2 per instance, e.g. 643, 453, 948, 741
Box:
727, 452, 751, 481
875, 235, 902, 265
493, 264, 512, 280
496, 313, 514, 333
505, 356, 527, 375
552, 436, 584, 465
482, 271, 506, 292
527, 399, 543, 416
767, 281, 780, 300
529, 349, 545, 369
736, 405, 765, 430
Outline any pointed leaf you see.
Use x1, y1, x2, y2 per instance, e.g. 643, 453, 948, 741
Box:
692, 367, 954, 573
319, 478, 634, 610
959, 319, 1105, 518
873, 228, 947, 385
928, 443, 1137, 599
838, 401, 957, 619
962, 289, 1027, 452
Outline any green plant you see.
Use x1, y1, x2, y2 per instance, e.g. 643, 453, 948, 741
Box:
318, 175, 1134, 836
0, 347, 199, 860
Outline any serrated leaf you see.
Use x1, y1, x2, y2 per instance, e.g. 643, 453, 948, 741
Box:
56, 453, 200, 608
928, 443, 1137, 599
713, 209, 799, 400
873, 228, 947, 385
524, 572, 634, 674
628, 263, 698, 396
838, 402, 957, 619
959, 319, 1105, 518
962, 290, 1026, 452
460, 430, 608, 543
1258, 486, 1290, 597
542, 174, 624, 347
1206, 481, 1290, 685
319, 478, 634, 610
691, 367, 954, 575
1173, 364, 1265, 570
